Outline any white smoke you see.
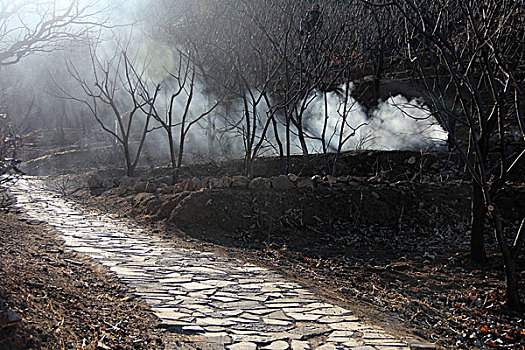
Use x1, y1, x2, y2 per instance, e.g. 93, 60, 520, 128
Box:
301, 85, 448, 153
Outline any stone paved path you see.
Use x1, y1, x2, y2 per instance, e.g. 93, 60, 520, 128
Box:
11, 178, 429, 350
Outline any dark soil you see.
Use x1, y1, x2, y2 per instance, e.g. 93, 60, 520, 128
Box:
0, 211, 170, 350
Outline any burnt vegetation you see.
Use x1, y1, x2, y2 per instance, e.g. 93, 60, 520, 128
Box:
0, 0, 524, 349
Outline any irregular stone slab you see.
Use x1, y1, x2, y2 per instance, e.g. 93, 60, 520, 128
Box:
211, 296, 240, 303
316, 344, 337, 350
244, 309, 274, 316
329, 321, 362, 330
227, 342, 257, 350
329, 330, 358, 338
263, 318, 292, 326
220, 310, 244, 317
195, 317, 237, 327
151, 308, 192, 320
286, 312, 322, 322
317, 316, 347, 324
310, 307, 351, 316
179, 282, 216, 291
262, 340, 290, 350
266, 310, 291, 320
11, 178, 421, 350
182, 325, 205, 333
342, 346, 375, 350
291, 340, 310, 350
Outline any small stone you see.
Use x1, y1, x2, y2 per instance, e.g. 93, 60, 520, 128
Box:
249, 177, 272, 189
231, 176, 250, 188
287, 173, 299, 182
116, 184, 128, 197
295, 177, 313, 189
263, 340, 290, 349
132, 181, 146, 192
271, 175, 295, 190
210, 177, 230, 189
87, 174, 102, 188
291, 340, 310, 350
324, 175, 337, 186
119, 176, 139, 187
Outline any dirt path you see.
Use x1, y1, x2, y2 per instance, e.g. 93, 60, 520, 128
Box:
9, 177, 435, 350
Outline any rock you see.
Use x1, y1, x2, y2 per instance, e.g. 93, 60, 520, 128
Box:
119, 176, 139, 187
287, 173, 299, 182
407, 156, 417, 165
311, 175, 322, 185
156, 187, 169, 195
271, 175, 294, 190
262, 340, 289, 350
231, 176, 250, 188
211, 177, 232, 189
291, 340, 310, 350
87, 174, 102, 188
228, 342, 257, 350
101, 178, 116, 189
157, 176, 172, 185
133, 181, 147, 192
116, 184, 128, 197
296, 177, 314, 189
156, 183, 170, 194
324, 175, 337, 186
144, 181, 157, 193
222, 176, 233, 188
249, 177, 272, 189
336, 175, 349, 183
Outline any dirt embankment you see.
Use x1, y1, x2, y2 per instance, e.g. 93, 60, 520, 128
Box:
0, 211, 168, 350
71, 150, 525, 350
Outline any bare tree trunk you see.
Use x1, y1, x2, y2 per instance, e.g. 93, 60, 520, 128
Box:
122, 139, 133, 177
494, 216, 525, 312
285, 107, 291, 173
272, 115, 285, 174
175, 133, 184, 184
166, 129, 177, 184
471, 183, 487, 263
503, 258, 522, 312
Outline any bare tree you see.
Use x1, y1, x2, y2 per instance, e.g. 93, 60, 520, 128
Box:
146, 50, 220, 184
0, 0, 108, 66
392, 0, 525, 311
58, 39, 158, 176
0, 0, 109, 182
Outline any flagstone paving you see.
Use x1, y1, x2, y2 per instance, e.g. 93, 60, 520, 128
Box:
11, 178, 433, 349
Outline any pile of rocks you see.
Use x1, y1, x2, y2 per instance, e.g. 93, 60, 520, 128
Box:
87, 173, 367, 196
